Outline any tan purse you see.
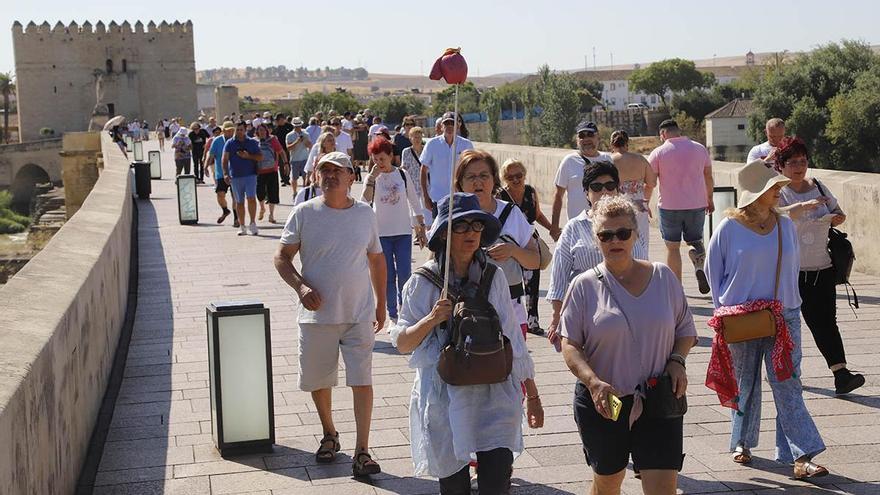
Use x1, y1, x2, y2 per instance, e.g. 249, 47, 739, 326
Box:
534, 231, 552, 270
721, 217, 782, 343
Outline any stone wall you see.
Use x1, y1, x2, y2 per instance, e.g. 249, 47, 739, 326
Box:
12, 20, 198, 142
476, 142, 880, 276
0, 133, 132, 494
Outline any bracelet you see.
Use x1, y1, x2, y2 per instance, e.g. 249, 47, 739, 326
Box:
668, 353, 686, 368
526, 394, 540, 401
365, 181, 375, 187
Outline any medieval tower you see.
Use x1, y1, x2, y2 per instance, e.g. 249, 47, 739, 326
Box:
11, 20, 198, 142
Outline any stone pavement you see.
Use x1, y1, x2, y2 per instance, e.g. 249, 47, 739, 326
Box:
90, 139, 880, 494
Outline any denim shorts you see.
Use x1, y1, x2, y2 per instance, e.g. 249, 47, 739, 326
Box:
659, 208, 705, 243
231, 175, 257, 200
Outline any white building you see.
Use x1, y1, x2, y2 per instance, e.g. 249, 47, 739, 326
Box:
705, 98, 757, 162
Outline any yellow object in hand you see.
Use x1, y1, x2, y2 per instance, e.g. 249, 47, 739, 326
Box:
608, 393, 623, 422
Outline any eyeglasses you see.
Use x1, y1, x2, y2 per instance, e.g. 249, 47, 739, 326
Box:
451, 219, 486, 234
504, 172, 524, 181
578, 131, 597, 139
463, 172, 493, 183
587, 181, 619, 192
404, 122, 415, 127
596, 228, 634, 243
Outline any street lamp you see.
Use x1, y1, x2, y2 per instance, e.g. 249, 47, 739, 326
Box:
148, 150, 162, 179
133, 140, 144, 161
206, 301, 275, 457
175, 174, 199, 224
704, 186, 737, 240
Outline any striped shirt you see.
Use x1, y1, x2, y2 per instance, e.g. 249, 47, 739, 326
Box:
546, 210, 649, 301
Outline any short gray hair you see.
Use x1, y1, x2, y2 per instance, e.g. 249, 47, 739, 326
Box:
590, 195, 639, 234
766, 118, 785, 130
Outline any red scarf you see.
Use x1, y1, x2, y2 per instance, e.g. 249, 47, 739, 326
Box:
705, 299, 795, 411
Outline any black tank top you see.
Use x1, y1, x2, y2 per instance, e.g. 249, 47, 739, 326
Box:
498, 185, 537, 224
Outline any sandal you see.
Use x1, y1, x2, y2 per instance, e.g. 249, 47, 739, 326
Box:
258, 208, 265, 221
315, 432, 340, 463
794, 460, 829, 479
733, 447, 752, 465
352, 450, 381, 477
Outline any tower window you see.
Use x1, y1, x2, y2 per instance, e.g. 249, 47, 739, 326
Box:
122, 59, 128, 72
106, 59, 113, 73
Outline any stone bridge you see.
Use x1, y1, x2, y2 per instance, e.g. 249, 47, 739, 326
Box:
0, 137, 878, 494
0, 137, 62, 208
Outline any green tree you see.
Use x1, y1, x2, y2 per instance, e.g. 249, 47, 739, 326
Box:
0, 191, 30, 234
535, 65, 581, 147
431, 82, 481, 116
299, 90, 361, 118
749, 40, 880, 169
826, 65, 880, 172
628, 58, 714, 109
327, 89, 359, 114
480, 88, 502, 143
671, 88, 728, 122
368, 95, 425, 125
574, 79, 604, 112
0, 73, 13, 144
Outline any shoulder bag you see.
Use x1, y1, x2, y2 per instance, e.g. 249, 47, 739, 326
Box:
720, 217, 782, 343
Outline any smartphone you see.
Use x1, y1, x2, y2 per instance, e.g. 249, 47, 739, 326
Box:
608, 393, 623, 422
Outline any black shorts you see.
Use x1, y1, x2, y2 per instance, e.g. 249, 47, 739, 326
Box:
215, 180, 229, 194
573, 382, 684, 475
256, 172, 279, 204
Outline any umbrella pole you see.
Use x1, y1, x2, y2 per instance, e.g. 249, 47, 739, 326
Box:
441, 84, 460, 299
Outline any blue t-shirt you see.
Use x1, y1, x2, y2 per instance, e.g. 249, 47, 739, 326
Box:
210, 136, 227, 180
223, 137, 260, 178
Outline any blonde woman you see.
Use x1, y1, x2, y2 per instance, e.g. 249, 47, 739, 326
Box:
400, 126, 428, 221
497, 159, 552, 335
705, 160, 827, 479
304, 130, 337, 185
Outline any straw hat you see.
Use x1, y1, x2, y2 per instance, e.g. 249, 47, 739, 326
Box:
736, 160, 791, 209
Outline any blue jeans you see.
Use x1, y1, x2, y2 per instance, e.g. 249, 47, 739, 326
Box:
728, 308, 825, 463
380, 234, 412, 319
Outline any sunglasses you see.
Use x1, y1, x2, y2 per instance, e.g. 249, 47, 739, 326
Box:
578, 131, 597, 139
404, 122, 415, 126
504, 172, 524, 181
596, 228, 634, 243
587, 181, 619, 192
451, 220, 486, 234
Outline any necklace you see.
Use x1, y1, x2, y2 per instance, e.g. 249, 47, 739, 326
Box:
753, 210, 773, 229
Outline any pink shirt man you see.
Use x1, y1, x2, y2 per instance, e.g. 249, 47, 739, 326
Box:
648, 136, 711, 211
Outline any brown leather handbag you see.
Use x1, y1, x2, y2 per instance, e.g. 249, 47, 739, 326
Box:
721, 217, 782, 343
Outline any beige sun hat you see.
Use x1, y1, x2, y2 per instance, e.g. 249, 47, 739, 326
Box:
736, 160, 791, 209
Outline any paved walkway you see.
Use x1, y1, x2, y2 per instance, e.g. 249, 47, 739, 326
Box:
91, 140, 879, 494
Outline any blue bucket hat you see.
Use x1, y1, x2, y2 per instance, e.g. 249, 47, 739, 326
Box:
427, 193, 501, 252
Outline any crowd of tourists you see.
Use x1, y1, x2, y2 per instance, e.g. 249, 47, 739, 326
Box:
263, 105, 867, 494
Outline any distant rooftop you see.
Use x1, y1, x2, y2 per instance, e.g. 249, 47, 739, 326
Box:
705, 98, 754, 119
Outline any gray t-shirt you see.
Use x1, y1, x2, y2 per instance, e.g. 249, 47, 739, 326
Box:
280, 198, 382, 324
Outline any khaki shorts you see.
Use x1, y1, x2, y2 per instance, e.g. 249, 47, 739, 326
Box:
298, 322, 375, 392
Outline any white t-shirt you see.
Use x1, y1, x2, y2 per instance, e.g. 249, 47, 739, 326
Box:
419, 135, 474, 202
370, 168, 423, 237
490, 198, 534, 289
342, 118, 354, 133
280, 198, 382, 324
747, 141, 774, 163
368, 124, 382, 140
554, 151, 613, 221
335, 131, 354, 156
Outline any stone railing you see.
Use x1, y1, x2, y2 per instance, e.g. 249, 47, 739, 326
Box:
476, 142, 880, 277
0, 133, 133, 494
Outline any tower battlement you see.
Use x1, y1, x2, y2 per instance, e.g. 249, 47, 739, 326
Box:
12, 19, 193, 36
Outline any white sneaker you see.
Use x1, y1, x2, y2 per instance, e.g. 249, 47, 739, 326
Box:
248, 223, 259, 236
238, 225, 247, 236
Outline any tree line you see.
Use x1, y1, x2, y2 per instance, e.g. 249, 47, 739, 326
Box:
198, 65, 369, 83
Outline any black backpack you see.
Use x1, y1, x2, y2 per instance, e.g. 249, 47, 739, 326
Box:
813, 179, 858, 309
414, 262, 512, 386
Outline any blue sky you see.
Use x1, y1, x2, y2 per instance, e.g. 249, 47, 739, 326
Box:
1, 0, 877, 76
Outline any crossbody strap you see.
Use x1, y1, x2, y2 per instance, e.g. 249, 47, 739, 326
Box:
592, 265, 637, 344
774, 214, 782, 301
